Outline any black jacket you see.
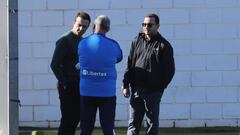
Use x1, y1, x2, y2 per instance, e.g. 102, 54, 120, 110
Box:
51, 31, 81, 87
123, 32, 175, 92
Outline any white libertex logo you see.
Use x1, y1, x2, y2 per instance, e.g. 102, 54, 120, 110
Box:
82, 69, 107, 77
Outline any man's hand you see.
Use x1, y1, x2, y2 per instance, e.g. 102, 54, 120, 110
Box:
122, 87, 130, 98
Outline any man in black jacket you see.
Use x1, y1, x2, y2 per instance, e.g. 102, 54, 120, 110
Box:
123, 13, 175, 135
51, 12, 90, 135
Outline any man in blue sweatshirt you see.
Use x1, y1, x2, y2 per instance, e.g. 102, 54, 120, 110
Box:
78, 15, 122, 135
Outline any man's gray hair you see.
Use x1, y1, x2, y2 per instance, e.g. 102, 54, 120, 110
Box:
94, 15, 110, 31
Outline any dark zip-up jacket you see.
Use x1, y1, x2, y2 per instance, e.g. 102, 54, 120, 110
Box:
123, 32, 175, 92
51, 31, 81, 87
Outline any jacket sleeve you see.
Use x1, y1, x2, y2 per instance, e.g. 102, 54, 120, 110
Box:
50, 37, 69, 86
123, 40, 136, 89
161, 43, 175, 89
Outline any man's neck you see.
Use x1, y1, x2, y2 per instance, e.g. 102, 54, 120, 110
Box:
94, 28, 106, 35
145, 32, 158, 41
145, 35, 151, 41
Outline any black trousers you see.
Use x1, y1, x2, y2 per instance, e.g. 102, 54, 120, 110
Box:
127, 88, 163, 135
57, 81, 80, 135
80, 96, 116, 135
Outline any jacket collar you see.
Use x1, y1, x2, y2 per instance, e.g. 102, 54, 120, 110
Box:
139, 32, 161, 42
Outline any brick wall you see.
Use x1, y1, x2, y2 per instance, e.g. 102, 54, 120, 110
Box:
18, 0, 240, 127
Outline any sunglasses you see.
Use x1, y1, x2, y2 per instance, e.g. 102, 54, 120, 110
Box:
142, 23, 155, 28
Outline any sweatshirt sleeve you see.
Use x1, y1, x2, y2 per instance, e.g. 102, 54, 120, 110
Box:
123, 39, 136, 89
161, 43, 175, 88
116, 43, 123, 63
50, 37, 69, 86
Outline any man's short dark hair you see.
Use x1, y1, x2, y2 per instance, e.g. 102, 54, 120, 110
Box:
145, 13, 159, 24
75, 11, 91, 24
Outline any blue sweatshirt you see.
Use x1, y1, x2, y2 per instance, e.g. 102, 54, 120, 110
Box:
78, 33, 122, 97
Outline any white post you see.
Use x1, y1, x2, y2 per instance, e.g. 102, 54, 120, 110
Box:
0, 0, 9, 135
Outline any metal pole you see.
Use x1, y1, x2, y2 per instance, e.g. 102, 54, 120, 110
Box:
9, 0, 19, 134
0, 0, 9, 135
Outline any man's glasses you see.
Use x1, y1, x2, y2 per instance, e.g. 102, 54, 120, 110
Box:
142, 23, 155, 28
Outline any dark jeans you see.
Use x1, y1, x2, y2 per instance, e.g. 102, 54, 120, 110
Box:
80, 96, 116, 135
57, 81, 80, 135
127, 88, 163, 135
